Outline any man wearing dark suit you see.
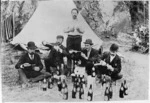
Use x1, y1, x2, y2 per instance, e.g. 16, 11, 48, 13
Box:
95, 43, 122, 80
42, 35, 69, 75
80, 39, 99, 75
15, 41, 50, 87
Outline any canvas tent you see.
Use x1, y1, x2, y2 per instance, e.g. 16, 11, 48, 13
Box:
11, 0, 102, 51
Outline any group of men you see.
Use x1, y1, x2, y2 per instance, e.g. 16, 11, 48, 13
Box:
15, 8, 122, 87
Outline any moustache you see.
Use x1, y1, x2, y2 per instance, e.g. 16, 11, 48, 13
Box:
73, 15, 77, 18
30, 52, 34, 55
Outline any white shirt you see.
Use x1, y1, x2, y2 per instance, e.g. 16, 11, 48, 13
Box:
87, 49, 92, 59
110, 54, 116, 62
28, 54, 34, 60
64, 19, 84, 36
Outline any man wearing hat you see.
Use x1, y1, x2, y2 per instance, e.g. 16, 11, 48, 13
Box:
80, 39, 99, 76
95, 43, 123, 80
15, 41, 50, 87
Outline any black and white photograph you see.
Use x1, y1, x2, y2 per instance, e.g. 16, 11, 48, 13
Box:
0, 0, 149, 102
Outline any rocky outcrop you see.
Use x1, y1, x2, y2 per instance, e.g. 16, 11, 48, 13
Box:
1, 0, 38, 35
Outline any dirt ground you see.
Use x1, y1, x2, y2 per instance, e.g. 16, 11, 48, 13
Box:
1, 34, 149, 102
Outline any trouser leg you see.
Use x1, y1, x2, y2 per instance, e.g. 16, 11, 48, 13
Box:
31, 71, 51, 83
85, 62, 94, 76
44, 60, 51, 73
18, 69, 28, 84
74, 36, 82, 51
67, 36, 74, 50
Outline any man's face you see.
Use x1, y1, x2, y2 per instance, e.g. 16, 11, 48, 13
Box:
110, 50, 117, 56
85, 44, 91, 51
71, 10, 78, 19
56, 38, 63, 45
28, 48, 35, 55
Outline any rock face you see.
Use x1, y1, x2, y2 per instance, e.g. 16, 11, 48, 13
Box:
1, 0, 38, 35
1, 0, 148, 38
74, 0, 132, 37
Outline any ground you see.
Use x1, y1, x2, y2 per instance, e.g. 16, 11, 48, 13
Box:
1, 33, 149, 102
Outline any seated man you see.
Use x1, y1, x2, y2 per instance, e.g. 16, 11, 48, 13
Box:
80, 39, 99, 76
42, 35, 69, 76
15, 41, 51, 87
95, 43, 123, 81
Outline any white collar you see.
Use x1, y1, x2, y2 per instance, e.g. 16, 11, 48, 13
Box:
28, 53, 34, 59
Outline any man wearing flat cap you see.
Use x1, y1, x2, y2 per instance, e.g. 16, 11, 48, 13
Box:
42, 35, 69, 76
15, 41, 50, 87
80, 39, 99, 76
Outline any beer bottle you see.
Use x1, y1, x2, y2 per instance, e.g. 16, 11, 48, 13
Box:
92, 71, 96, 77
79, 84, 84, 99
102, 75, 106, 87
74, 75, 78, 84
57, 77, 62, 92
72, 84, 77, 99
92, 67, 95, 71
61, 79, 66, 94
38, 81, 42, 90
104, 87, 110, 101
77, 83, 80, 92
87, 84, 93, 101
123, 80, 128, 95
42, 78, 47, 91
63, 85, 68, 100
48, 77, 53, 89
109, 83, 113, 99
56, 65, 61, 76
119, 83, 124, 98
61, 63, 64, 69
79, 75, 83, 82
76, 77, 80, 89
71, 73, 75, 82
81, 75, 85, 88
78, 76, 81, 84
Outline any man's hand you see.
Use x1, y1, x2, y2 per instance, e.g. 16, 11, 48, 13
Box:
54, 46, 59, 51
69, 50, 78, 54
33, 66, 40, 71
58, 47, 63, 53
23, 63, 31, 67
42, 41, 49, 46
54, 46, 62, 53
107, 64, 114, 71
94, 60, 106, 66
94, 62, 101, 66
81, 52, 88, 60
100, 60, 107, 66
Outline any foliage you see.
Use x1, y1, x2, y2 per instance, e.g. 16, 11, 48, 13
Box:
1, 0, 38, 35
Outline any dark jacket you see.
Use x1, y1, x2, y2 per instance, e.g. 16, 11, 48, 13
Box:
82, 48, 99, 62
101, 52, 121, 74
44, 47, 57, 67
44, 43, 69, 67
81, 48, 99, 66
56, 44, 69, 64
15, 52, 43, 71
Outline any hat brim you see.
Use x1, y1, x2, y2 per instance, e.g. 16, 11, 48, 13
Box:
84, 42, 93, 45
27, 46, 37, 50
